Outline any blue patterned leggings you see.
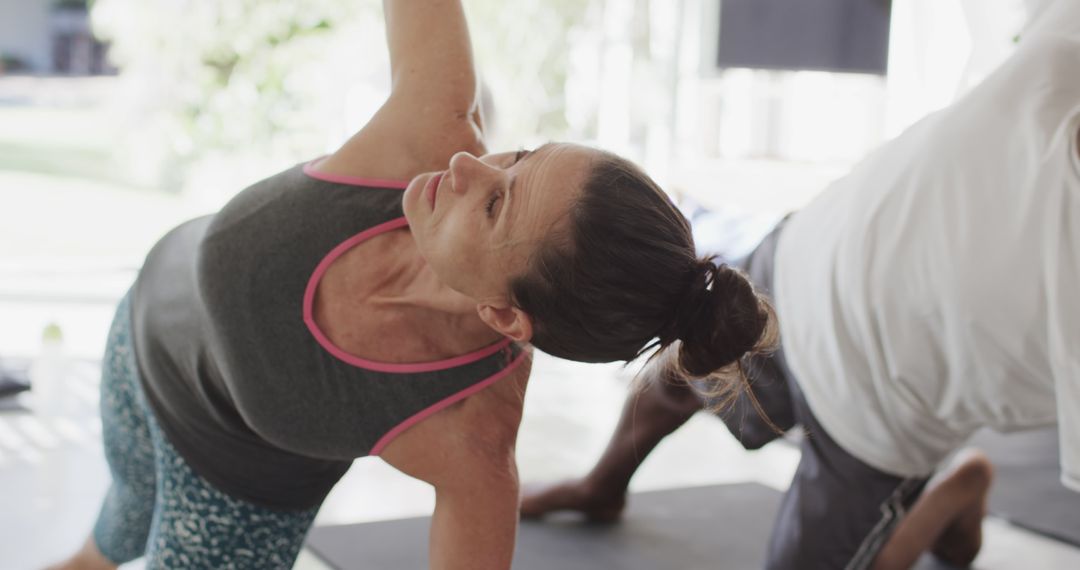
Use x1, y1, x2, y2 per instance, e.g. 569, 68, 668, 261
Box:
93, 294, 320, 569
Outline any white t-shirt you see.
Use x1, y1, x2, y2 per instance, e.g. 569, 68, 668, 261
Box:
773, 24, 1080, 489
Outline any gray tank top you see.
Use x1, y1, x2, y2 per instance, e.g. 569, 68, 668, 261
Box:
131, 161, 525, 510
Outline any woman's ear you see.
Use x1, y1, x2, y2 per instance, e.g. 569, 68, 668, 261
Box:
477, 303, 534, 342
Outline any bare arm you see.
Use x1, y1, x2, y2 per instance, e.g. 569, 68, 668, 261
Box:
520, 350, 702, 520
428, 437, 520, 569
383, 0, 479, 118
317, 0, 485, 181
380, 355, 531, 569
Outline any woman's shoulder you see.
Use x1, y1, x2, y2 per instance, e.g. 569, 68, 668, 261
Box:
378, 350, 531, 480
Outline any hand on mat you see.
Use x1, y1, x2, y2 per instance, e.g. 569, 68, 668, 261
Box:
520, 479, 627, 523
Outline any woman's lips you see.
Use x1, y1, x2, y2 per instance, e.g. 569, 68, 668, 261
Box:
426, 171, 444, 210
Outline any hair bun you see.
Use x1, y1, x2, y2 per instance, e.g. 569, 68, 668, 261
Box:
663, 260, 716, 342
671, 260, 775, 377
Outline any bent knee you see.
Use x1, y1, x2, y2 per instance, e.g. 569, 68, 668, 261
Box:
953, 452, 995, 490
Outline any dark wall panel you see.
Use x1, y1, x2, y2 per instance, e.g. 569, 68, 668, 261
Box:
717, 0, 892, 75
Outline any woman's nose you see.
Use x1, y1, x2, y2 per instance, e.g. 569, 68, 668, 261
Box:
448, 152, 497, 194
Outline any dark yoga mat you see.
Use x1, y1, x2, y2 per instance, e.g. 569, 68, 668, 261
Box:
306, 482, 955, 570
971, 427, 1080, 547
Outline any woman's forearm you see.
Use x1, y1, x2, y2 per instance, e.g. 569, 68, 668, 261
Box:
429, 474, 520, 570
383, 0, 479, 111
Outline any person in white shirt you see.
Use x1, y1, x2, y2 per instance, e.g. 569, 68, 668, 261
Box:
522, 2, 1080, 569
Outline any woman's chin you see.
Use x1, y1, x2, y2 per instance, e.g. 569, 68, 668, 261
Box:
401, 180, 423, 224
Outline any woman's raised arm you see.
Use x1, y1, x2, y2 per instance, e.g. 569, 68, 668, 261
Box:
316, 0, 485, 181
384, 0, 480, 121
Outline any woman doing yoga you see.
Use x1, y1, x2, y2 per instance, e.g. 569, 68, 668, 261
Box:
48, 1, 773, 569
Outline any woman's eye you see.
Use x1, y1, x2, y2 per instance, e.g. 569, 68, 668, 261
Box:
485, 193, 501, 217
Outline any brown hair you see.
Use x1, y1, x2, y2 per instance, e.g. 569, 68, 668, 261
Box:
509, 152, 777, 400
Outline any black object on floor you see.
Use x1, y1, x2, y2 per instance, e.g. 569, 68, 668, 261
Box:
0, 366, 31, 400
306, 482, 954, 570
971, 427, 1080, 547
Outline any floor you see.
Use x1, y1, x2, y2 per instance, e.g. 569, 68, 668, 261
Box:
2, 296, 1080, 569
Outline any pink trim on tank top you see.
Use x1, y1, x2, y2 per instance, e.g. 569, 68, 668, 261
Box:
302, 217, 513, 374
369, 349, 528, 456
302, 157, 411, 189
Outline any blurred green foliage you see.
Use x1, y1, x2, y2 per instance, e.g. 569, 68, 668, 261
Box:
91, 0, 588, 192
468, 0, 589, 144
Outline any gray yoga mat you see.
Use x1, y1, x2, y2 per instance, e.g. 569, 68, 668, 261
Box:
306, 482, 955, 570
971, 427, 1080, 547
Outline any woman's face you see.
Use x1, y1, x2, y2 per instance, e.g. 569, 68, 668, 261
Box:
403, 142, 597, 303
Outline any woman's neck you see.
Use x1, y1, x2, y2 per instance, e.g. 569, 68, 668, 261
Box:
314, 228, 503, 363
346, 229, 498, 341
371, 253, 480, 317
